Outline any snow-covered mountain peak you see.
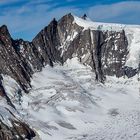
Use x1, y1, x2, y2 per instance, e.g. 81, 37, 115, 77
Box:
74, 15, 125, 31
73, 15, 140, 69
74, 15, 140, 31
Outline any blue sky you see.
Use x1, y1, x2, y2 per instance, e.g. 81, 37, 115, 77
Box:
0, 0, 140, 40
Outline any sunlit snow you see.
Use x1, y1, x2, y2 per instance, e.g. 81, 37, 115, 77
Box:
2, 58, 140, 140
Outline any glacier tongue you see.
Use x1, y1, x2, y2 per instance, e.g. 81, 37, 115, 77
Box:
3, 57, 139, 140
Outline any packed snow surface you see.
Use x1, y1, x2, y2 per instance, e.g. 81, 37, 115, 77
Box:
74, 16, 140, 69
2, 58, 139, 140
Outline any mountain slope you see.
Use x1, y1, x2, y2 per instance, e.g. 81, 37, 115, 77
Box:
0, 13, 139, 91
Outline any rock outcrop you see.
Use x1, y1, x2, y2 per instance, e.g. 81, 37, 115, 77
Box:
0, 105, 36, 140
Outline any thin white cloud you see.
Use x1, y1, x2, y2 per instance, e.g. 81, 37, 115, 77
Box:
0, 1, 140, 40
0, 0, 19, 4
0, 1, 82, 40
87, 1, 140, 24
66, 0, 76, 2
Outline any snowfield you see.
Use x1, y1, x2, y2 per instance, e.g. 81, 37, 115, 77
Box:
1, 15, 140, 139
2, 58, 140, 140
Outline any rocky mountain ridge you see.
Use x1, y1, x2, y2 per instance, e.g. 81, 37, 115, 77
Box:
0, 13, 139, 139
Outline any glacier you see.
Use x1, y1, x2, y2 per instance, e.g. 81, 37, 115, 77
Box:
2, 58, 140, 140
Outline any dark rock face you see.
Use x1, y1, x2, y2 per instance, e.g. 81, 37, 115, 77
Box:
0, 26, 32, 92
62, 29, 128, 82
32, 18, 62, 67
0, 13, 135, 97
81, 14, 87, 20
102, 30, 128, 78
0, 107, 36, 140
122, 66, 138, 78
0, 26, 38, 140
